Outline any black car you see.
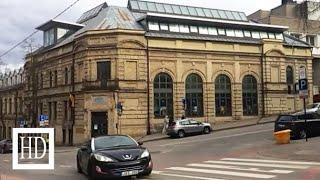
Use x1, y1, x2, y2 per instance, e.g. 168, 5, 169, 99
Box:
0, 139, 12, 154
77, 135, 153, 179
274, 112, 320, 139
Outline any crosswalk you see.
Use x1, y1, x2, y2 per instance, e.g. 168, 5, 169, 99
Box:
152, 158, 320, 179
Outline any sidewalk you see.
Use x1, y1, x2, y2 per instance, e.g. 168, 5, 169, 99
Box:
136, 116, 277, 143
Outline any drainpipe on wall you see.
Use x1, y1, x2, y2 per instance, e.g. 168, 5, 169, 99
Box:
260, 44, 266, 117
146, 22, 151, 135
70, 42, 76, 145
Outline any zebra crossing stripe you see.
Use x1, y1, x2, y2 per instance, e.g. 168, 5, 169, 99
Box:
188, 163, 293, 174
167, 167, 276, 179
152, 171, 224, 180
222, 158, 320, 166
205, 160, 309, 169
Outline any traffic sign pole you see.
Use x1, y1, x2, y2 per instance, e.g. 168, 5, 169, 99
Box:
299, 67, 308, 142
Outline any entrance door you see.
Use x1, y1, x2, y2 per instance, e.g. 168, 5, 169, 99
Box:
91, 112, 108, 137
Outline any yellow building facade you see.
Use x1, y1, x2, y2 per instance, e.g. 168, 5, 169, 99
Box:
20, 0, 313, 145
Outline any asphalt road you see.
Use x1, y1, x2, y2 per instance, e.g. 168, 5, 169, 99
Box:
1, 123, 320, 180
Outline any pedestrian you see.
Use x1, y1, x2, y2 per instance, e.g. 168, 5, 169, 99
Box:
162, 115, 169, 134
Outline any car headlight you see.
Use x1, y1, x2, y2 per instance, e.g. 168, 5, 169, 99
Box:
140, 149, 150, 158
94, 154, 114, 162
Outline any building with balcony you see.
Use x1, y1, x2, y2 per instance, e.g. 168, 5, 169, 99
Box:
23, 0, 313, 145
248, 0, 320, 102
0, 68, 25, 140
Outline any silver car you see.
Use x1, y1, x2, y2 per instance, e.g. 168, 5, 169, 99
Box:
166, 119, 212, 138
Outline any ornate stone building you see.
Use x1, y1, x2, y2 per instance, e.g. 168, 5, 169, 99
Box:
21, 0, 312, 145
0, 68, 25, 139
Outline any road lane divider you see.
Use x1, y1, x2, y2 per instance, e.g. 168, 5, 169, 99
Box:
221, 158, 320, 166
152, 170, 224, 180
205, 161, 309, 169
188, 163, 293, 174
166, 167, 275, 179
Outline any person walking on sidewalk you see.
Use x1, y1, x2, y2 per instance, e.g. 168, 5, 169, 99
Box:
162, 115, 169, 134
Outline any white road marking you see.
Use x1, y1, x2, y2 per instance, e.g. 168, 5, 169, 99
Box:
188, 163, 293, 174
167, 167, 275, 179
222, 158, 320, 166
160, 129, 273, 147
153, 170, 224, 180
205, 161, 309, 169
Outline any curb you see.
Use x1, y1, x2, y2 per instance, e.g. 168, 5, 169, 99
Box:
140, 120, 276, 143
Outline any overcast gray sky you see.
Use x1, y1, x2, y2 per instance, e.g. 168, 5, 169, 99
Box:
0, 0, 283, 72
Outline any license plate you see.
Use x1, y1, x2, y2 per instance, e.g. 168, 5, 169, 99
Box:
121, 170, 139, 176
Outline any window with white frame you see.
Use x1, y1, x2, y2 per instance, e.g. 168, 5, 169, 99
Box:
190, 26, 198, 33
179, 24, 190, 33
306, 35, 316, 46
208, 27, 218, 35
199, 27, 209, 35
160, 23, 169, 31
169, 24, 179, 32
148, 22, 159, 31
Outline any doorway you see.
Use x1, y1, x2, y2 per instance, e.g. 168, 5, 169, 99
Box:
91, 112, 108, 137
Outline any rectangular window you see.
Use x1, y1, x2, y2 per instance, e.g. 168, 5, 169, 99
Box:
252, 31, 260, 39
208, 27, 218, 35
275, 33, 284, 40
97, 61, 111, 80
260, 32, 268, 39
64, 101, 68, 122
57, 28, 68, 39
169, 24, 179, 32
226, 29, 235, 36
235, 30, 244, 37
54, 70, 58, 86
306, 35, 316, 46
48, 102, 52, 123
199, 27, 209, 34
179, 24, 190, 33
268, 32, 276, 39
159, 23, 169, 31
64, 68, 69, 85
53, 102, 57, 122
172, 5, 182, 14
148, 22, 159, 31
190, 26, 198, 33
218, 28, 226, 35
49, 71, 53, 88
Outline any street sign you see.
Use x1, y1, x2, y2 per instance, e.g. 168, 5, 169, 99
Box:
299, 67, 306, 79
39, 115, 49, 127
299, 79, 308, 98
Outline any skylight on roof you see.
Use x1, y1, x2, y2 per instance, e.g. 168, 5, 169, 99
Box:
77, 2, 108, 23
128, 0, 248, 22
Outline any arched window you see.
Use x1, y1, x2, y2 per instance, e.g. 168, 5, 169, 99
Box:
185, 73, 203, 117
154, 73, 173, 118
243, 75, 258, 116
215, 75, 232, 116
286, 66, 294, 94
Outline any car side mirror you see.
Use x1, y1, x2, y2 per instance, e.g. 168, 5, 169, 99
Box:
138, 141, 143, 146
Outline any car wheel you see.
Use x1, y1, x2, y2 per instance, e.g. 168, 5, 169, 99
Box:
76, 156, 82, 173
299, 130, 307, 139
178, 130, 185, 138
203, 127, 210, 134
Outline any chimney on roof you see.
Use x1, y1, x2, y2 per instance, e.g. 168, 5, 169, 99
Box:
282, 0, 294, 5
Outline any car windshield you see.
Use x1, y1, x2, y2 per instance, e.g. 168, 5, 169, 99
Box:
307, 104, 319, 109
94, 136, 137, 150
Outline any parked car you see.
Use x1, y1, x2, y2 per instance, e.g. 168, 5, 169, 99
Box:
0, 139, 12, 154
306, 103, 320, 113
274, 112, 320, 139
76, 135, 152, 179
166, 118, 212, 138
